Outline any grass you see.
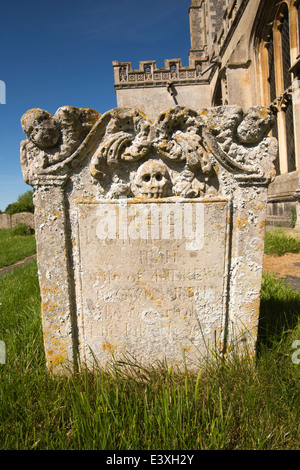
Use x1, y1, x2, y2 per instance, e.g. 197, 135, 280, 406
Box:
264, 229, 300, 256
0, 228, 36, 269
0, 259, 299, 450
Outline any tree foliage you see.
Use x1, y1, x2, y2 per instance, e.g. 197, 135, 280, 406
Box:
5, 190, 34, 215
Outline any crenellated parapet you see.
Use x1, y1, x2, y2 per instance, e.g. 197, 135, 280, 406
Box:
113, 58, 210, 90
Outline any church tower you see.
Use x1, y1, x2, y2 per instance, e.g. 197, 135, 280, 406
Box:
189, 0, 207, 66
189, 0, 227, 66
112, 0, 225, 118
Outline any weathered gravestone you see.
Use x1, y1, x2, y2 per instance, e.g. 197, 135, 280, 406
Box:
20, 105, 277, 373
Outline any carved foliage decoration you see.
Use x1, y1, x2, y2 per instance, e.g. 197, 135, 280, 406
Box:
20, 105, 277, 197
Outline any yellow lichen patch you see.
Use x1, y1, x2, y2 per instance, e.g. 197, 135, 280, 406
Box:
162, 269, 169, 280
48, 354, 67, 368
258, 108, 270, 120
241, 299, 261, 325
51, 212, 60, 220
76, 197, 98, 204
258, 219, 266, 238
41, 300, 58, 316
187, 287, 194, 297
255, 202, 264, 211
236, 217, 248, 231
97, 270, 107, 282
46, 345, 68, 368
102, 341, 117, 354
41, 284, 62, 297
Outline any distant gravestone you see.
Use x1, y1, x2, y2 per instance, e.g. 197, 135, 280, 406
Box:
20, 105, 277, 373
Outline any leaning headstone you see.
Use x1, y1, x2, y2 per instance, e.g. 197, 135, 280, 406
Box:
20, 105, 277, 373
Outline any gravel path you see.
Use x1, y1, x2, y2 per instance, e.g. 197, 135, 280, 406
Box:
0, 254, 37, 276
263, 253, 300, 291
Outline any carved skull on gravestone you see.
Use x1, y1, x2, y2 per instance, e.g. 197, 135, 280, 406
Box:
131, 159, 171, 198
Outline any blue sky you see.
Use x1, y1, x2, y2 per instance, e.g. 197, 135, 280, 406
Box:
0, 0, 191, 211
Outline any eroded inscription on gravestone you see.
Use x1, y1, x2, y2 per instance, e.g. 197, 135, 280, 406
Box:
77, 199, 229, 363
20, 105, 277, 372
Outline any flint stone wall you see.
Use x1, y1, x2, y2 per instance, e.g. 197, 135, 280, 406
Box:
20, 104, 277, 373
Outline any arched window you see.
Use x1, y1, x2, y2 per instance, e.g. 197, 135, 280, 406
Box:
119, 67, 127, 82
280, 6, 292, 90
266, 31, 280, 173
170, 64, 178, 79
144, 66, 152, 80
257, 2, 297, 174
213, 78, 223, 106
297, 1, 300, 50
267, 31, 277, 104
279, 5, 296, 171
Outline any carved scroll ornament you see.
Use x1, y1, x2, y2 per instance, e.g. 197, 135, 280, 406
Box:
20, 105, 277, 197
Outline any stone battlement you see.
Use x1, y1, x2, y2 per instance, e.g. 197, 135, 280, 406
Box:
113, 58, 211, 89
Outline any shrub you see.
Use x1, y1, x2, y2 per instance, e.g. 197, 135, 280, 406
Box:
12, 223, 33, 236
5, 190, 34, 215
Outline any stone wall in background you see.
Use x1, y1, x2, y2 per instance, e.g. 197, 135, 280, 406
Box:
0, 212, 34, 230
0, 213, 12, 229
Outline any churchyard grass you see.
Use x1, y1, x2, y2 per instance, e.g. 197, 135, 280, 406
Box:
0, 228, 36, 269
0, 257, 299, 450
264, 228, 300, 256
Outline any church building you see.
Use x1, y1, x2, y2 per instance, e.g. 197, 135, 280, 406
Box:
113, 0, 300, 229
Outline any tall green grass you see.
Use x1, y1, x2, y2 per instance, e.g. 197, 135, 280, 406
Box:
264, 229, 300, 256
0, 260, 299, 450
0, 228, 36, 268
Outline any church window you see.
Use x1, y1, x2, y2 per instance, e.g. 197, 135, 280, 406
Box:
258, 2, 297, 174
